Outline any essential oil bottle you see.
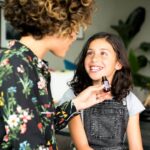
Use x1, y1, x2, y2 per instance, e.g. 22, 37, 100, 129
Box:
102, 76, 111, 92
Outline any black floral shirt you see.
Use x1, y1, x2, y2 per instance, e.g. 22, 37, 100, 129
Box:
0, 41, 78, 150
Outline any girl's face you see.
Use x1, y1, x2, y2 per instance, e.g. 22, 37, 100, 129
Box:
84, 38, 122, 85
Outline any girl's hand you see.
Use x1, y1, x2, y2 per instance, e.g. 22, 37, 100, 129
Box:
72, 85, 112, 111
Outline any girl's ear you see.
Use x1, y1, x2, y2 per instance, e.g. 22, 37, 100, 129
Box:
115, 61, 122, 70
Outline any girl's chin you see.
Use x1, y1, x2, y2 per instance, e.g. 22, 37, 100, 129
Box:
91, 77, 102, 82
89, 74, 103, 80
52, 51, 66, 58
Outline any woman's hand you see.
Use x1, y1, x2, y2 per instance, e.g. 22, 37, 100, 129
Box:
72, 85, 112, 111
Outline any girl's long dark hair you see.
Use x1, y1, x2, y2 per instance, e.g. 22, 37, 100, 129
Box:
69, 32, 132, 101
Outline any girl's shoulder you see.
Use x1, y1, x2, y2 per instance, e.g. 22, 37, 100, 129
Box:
58, 88, 76, 105
125, 92, 145, 116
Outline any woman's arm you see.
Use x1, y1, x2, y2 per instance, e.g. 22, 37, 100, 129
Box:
127, 113, 143, 150
68, 115, 93, 150
55, 85, 110, 130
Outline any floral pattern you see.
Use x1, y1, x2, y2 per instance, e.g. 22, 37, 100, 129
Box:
0, 41, 78, 149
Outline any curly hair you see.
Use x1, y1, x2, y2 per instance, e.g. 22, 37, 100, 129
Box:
69, 32, 133, 101
4, 0, 94, 39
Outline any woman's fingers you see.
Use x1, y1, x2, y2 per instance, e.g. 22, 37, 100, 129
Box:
73, 85, 112, 111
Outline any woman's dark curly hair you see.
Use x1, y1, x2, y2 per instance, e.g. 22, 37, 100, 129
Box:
69, 32, 133, 101
4, 0, 94, 39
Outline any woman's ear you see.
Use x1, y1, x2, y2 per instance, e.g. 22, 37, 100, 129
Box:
115, 61, 122, 70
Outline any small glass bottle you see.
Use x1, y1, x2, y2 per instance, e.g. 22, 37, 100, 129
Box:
102, 76, 111, 92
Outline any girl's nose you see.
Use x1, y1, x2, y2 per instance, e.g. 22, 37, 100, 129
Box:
92, 54, 99, 62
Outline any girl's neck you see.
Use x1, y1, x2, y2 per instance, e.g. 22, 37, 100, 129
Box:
93, 80, 102, 86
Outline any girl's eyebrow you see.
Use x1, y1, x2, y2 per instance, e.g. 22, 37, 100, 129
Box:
88, 48, 109, 51
99, 48, 109, 51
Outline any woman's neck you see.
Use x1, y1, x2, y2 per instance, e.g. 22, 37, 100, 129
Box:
19, 35, 50, 59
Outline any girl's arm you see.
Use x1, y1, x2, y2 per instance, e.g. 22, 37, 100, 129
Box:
68, 115, 93, 150
127, 113, 143, 150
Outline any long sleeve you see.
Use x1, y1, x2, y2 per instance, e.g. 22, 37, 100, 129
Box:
54, 101, 80, 131
53, 88, 80, 130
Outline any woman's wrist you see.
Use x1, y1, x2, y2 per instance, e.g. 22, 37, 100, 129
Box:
72, 98, 82, 111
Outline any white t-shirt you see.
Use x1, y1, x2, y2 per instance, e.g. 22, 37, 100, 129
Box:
59, 88, 145, 116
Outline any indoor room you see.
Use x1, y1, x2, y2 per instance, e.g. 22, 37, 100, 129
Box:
0, 0, 150, 150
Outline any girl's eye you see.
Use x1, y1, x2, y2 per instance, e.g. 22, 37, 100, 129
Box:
86, 51, 93, 55
101, 51, 107, 56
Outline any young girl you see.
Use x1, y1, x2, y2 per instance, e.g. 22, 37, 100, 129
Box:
60, 32, 145, 150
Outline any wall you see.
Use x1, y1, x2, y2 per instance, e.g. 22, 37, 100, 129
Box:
44, 0, 150, 70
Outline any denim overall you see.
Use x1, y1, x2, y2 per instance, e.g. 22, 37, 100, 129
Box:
83, 99, 129, 150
